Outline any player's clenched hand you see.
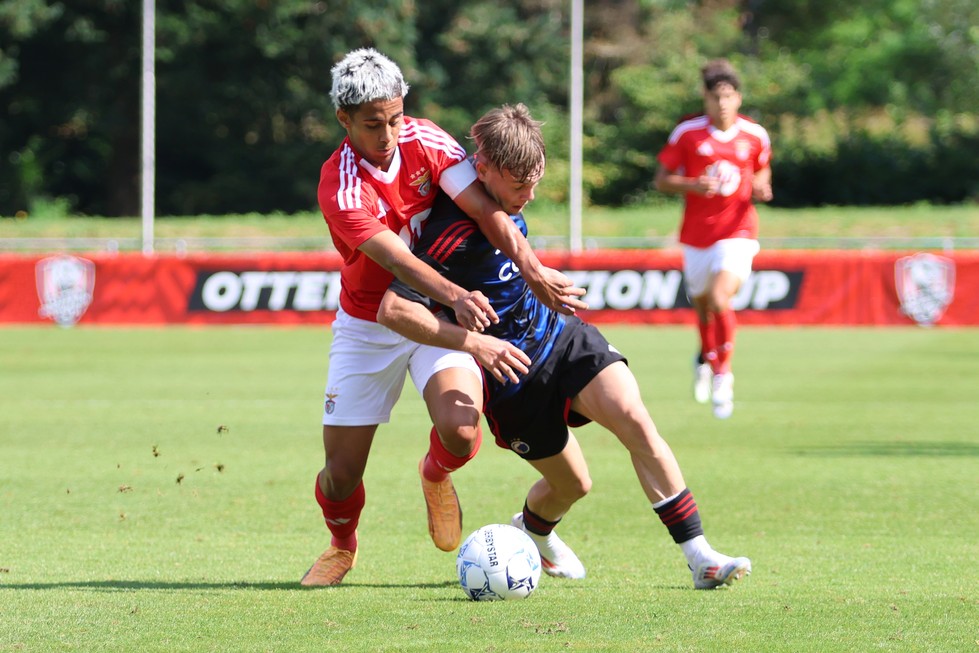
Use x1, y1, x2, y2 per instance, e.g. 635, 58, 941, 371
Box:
525, 266, 588, 316
694, 174, 721, 198
752, 180, 773, 202
467, 333, 531, 384
451, 290, 499, 332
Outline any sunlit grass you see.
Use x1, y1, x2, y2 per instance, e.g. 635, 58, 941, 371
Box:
1, 325, 976, 652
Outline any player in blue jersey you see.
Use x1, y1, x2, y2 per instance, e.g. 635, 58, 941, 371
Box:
376, 104, 751, 589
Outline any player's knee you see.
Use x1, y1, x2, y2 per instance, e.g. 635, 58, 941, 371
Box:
567, 475, 592, 502
320, 463, 361, 500
708, 292, 728, 314
436, 421, 481, 456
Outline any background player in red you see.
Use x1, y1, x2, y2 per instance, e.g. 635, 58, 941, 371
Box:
654, 58, 773, 419
302, 48, 583, 586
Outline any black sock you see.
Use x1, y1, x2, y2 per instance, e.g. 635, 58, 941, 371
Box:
653, 488, 704, 544
522, 501, 560, 536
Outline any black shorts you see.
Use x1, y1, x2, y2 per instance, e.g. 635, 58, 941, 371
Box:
483, 317, 627, 461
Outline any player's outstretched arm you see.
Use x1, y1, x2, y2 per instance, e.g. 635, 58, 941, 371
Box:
377, 289, 531, 384
360, 230, 498, 331
452, 181, 587, 315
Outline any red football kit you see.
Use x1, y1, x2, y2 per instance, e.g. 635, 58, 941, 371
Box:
317, 116, 476, 321
657, 114, 771, 248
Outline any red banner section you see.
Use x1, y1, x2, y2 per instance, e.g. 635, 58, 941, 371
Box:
2, 249, 976, 327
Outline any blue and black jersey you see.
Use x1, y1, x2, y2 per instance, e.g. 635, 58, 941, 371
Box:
388, 189, 567, 401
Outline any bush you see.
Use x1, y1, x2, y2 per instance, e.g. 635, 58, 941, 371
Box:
771, 112, 979, 207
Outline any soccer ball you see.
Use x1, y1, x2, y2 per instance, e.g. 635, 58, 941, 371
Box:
457, 524, 541, 601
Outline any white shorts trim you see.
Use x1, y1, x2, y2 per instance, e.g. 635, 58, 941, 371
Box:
682, 238, 760, 298
321, 309, 480, 426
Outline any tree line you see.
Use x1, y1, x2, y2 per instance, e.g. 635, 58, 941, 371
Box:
1, 0, 977, 217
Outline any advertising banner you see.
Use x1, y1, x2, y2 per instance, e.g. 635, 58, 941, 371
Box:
1, 250, 976, 327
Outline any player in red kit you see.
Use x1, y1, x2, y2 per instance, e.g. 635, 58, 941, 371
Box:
301, 48, 584, 586
654, 59, 773, 419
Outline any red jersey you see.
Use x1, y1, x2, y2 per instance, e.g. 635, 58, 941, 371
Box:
317, 116, 475, 321
657, 114, 771, 247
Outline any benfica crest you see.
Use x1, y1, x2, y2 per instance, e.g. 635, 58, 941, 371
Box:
895, 253, 955, 326
35, 255, 96, 327
410, 168, 432, 196
735, 139, 751, 161
324, 391, 339, 415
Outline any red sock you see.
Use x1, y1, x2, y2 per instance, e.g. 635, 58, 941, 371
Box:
698, 315, 716, 369
713, 309, 737, 374
314, 475, 363, 551
422, 426, 481, 482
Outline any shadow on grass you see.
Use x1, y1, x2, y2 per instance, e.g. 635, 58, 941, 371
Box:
791, 440, 979, 457
0, 579, 460, 592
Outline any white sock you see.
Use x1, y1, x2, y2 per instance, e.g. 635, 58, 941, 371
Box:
651, 490, 683, 510
680, 535, 711, 568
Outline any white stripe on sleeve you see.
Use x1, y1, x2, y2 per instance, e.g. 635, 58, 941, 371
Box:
440, 159, 478, 199
337, 145, 362, 210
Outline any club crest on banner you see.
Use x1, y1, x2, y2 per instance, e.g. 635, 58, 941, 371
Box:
894, 253, 955, 326
35, 255, 96, 327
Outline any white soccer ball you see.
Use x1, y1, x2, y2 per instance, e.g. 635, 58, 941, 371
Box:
457, 523, 541, 601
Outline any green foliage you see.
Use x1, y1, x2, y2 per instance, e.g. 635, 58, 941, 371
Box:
773, 112, 979, 206
153, 0, 420, 216
1, 1, 978, 215
757, 0, 979, 113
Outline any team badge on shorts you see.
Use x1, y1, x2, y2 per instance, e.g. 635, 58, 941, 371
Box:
324, 391, 339, 415
35, 255, 96, 327
509, 439, 531, 455
895, 253, 955, 326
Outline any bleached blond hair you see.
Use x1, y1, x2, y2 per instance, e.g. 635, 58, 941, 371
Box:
329, 48, 409, 110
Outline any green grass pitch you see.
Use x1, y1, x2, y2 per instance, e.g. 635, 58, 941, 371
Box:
1, 325, 976, 652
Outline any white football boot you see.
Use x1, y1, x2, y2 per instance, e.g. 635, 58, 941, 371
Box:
512, 513, 586, 579
711, 372, 734, 419
691, 551, 751, 589
693, 360, 713, 404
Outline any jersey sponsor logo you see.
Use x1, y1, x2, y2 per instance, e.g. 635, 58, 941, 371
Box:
35, 254, 95, 327
895, 253, 955, 326
509, 439, 531, 455
498, 259, 520, 282
409, 167, 432, 196
188, 270, 342, 312
565, 269, 802, 311
706, 160, 741, 197
406, 208, 432, 245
